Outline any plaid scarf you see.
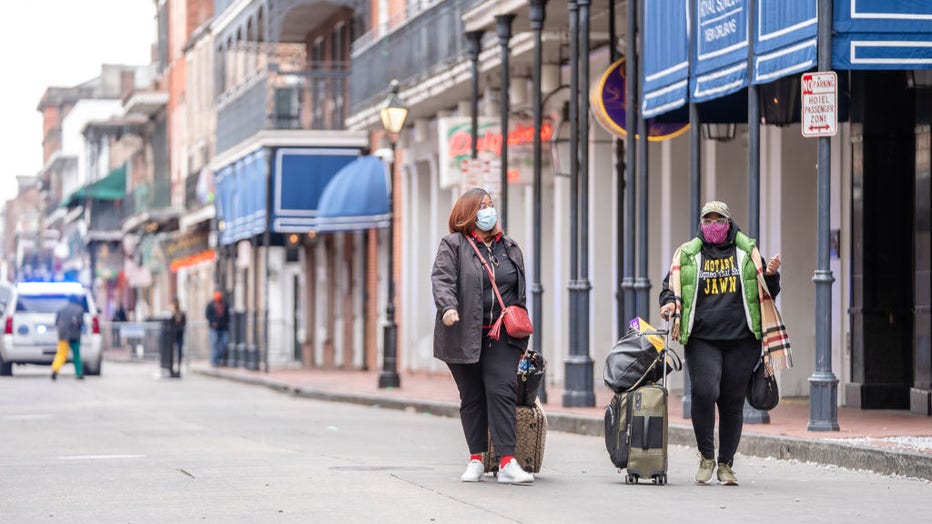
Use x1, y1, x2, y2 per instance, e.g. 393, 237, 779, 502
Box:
668, 243, 793, 370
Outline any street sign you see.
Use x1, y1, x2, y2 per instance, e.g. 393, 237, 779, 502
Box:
801, 71, 837, 138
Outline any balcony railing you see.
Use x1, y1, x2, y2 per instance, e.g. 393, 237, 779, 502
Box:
124, 178, 172, 220
216, 47, 350, 154
88, 202, 124, 232
349, 0, 482, 114
185, 172, 201, 211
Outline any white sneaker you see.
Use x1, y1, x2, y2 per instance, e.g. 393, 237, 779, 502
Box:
497, 458, 534, 485
460, 460, 484, 482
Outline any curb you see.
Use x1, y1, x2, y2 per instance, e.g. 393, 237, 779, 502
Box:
196, 368, 932, 481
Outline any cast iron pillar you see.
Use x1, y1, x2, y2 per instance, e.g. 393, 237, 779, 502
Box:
744, 0, 769, 424
809, 0, 839, 431
466, 31, 484, 160
683, 100, 701, 419
563, 0, 595, 408
634, 0, 650, 321
622, 0, 638, 325
609, 0, 626, 338
529, 0, 548, 403
496, 14, 515, 229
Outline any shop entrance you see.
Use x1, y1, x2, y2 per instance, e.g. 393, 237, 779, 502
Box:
848, 71, 916, 409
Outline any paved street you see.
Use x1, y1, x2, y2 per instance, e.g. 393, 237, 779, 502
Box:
1, 362, 928, 523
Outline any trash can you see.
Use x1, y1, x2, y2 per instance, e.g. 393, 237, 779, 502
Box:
147, 316, 178, 378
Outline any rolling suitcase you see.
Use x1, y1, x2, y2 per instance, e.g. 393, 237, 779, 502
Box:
604, 321, 673, 485
483, 398, 547, 474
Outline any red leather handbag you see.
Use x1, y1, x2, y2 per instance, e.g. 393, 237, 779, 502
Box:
466, 235, 534, 340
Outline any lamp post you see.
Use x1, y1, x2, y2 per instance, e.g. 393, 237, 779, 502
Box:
378, 79, 408, 389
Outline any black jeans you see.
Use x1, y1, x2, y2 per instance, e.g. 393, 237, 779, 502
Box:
447, 333, 522, 458
685, 337, 761, 466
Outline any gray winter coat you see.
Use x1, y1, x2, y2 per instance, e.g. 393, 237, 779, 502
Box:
431, 232, 529, 364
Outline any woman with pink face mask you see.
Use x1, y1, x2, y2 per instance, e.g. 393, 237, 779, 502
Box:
658, 200, 784, 486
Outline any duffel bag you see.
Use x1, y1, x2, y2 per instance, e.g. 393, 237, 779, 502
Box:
603, 328, 680, 392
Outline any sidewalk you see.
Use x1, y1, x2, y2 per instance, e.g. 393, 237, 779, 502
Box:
185, 360, 932, 480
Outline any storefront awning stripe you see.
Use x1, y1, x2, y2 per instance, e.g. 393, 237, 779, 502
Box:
832, 0, 932, 69
642, 0, 690, 117
751, 0, 818, 84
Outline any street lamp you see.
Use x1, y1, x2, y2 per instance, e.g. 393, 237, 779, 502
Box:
378, 79, 408, 389
701, 123, 737, 142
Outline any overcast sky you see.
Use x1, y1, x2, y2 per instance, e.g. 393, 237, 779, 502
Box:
0, 0, 155, 204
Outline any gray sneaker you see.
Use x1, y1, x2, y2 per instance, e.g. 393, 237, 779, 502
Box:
695, 455, 715, 484
717, 463, 739, 486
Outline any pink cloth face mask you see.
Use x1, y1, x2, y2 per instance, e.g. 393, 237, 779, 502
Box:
701, 221, 729, 244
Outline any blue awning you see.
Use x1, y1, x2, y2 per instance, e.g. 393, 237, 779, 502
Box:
214, 165, 233, 245
317, 155, 390, 232
641, 0, 689, 118
752, 0, 817, 84
691, 0, 750, 103
833, 0, 932, 69
271, 148, 360, 233
213, 151, 267, 246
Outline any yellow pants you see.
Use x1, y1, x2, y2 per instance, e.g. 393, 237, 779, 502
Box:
51, 339, 83, 376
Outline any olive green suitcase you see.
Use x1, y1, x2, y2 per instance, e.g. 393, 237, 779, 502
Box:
604, 322, 672, 485
622, 382, 669, 484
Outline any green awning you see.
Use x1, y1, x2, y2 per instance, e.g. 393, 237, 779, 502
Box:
64, 163, 127, 207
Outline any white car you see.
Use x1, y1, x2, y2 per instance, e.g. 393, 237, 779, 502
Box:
0, 281, 102, 376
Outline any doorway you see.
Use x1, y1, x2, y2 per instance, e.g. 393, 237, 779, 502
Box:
847, 71, 916, 409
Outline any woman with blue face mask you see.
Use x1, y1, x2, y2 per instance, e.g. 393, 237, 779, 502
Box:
431, 188, 533, 485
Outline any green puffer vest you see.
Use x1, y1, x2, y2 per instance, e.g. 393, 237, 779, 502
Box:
678, 232, 761, 344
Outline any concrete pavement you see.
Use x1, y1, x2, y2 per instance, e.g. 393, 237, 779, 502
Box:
188, 361, 932, 481
3, 361, 929, 523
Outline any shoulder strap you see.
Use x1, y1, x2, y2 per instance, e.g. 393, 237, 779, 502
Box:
464, 234, 506, 311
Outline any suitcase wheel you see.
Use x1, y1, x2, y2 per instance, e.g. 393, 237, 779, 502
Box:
625, 474, 638, 485
652, 474, 667, 485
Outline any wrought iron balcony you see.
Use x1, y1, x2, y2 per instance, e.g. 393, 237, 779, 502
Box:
349, 0, 483, 115
88, 202, 124, 232
185, 172, 202, 211
216, 44, 350, 154
123, 178, 173, 221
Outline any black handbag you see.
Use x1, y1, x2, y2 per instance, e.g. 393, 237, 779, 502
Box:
747, 357, 779, 410
603, 328, 681, 392
516, 350, 546, 406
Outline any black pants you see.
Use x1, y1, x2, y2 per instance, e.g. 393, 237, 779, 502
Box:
447, 334, 522, 458
685, 337, 761, 466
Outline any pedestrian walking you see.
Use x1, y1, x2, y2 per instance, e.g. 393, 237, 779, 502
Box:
111, 303, 127, 348
659, 200, 792, 486
51, 294, 86, 380
431, 188, 534, 485
169, 298, 186, 371
205, 291, 229, 367
112, 304, 128, 322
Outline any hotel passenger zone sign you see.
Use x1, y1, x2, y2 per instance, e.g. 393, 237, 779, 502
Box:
801, 72, 837, 138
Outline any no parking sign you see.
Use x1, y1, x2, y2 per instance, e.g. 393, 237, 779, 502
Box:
801, 72, 837, 138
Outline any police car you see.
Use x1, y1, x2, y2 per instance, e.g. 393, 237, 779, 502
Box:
0, 281, 102, 376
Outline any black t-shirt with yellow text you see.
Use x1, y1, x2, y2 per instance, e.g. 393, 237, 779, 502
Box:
691, 242, 755, 342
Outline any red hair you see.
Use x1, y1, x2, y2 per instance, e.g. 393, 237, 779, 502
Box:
448, 188, 488, 234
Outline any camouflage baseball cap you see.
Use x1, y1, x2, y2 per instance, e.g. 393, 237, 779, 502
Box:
700, 200, 731, 219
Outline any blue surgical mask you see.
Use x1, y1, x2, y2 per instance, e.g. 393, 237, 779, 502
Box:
476, 207, 497, 231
